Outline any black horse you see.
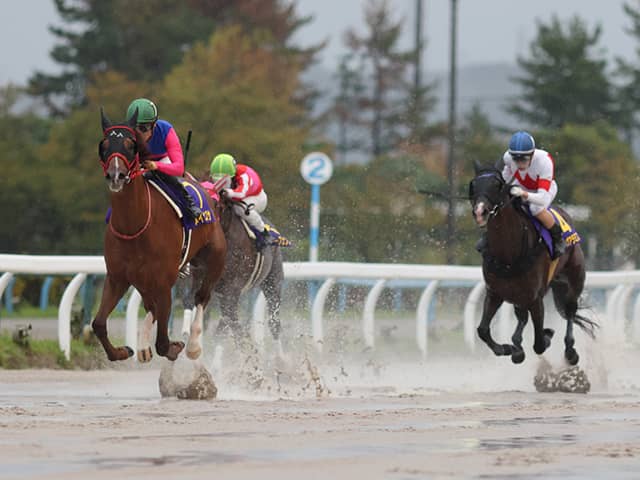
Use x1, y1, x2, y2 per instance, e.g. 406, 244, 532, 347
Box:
468, 163, 596, 365
178, 191, 286, 359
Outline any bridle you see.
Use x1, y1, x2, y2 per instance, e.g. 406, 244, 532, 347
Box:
470, 171, 515, 221
99, 125, 143, 182
100, 124, 151, 240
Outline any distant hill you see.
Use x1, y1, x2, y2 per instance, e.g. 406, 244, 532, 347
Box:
305, 61, 524, 162
429, 62, 522, 128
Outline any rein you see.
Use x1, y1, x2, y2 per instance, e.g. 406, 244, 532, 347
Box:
483, 194, 543, 278
109, 181, 152, 240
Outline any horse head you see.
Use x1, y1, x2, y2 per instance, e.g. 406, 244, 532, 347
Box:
98, 107, 142, 192
468, 161, 510, 227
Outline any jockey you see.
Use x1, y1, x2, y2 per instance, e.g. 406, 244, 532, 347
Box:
126, 98, 202, 221
502, 131, 565, 259
209, 153, 271, 250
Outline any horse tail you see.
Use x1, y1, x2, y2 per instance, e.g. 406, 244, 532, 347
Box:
573, 303, 598, 339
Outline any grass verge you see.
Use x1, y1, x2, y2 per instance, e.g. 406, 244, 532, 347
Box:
0, 334, 107, 370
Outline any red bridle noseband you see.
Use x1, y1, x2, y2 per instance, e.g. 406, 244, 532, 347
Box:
100, 126, 143, 180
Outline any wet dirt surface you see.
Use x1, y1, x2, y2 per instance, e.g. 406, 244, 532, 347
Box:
0, 367, 639, 480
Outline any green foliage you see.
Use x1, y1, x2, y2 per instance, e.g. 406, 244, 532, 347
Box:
509, 15, 614, 129
542, 122, 637, 267
29, 0, 215, 115
614, 2, 640, 140
322, 154, 446, 263
0, 334, 104, 369
339, 0, 431, 157
160, 26, 310, 232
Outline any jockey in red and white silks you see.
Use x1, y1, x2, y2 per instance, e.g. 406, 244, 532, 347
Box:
501, 130, 565, 258
223, 164, 268, 232
501, 148, 557, 216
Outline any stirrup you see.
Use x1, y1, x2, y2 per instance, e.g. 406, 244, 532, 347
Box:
178, 263, 191, 278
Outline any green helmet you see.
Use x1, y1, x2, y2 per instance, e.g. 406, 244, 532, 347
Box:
210, 153, 237, 179
126, 98, 158, 124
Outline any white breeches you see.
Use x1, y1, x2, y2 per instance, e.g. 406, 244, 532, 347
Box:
232, 190, 268, 231
528, 182, 557, 215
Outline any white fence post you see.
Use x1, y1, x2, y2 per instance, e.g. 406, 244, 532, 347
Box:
363, 279, 386, 349
463, 281, 485, 352
126, 288, 142, 354
58, 273, 87, 360
311, 277, 336, 352
252, 292, 267, 349
3, 255, 640, 358
416, 280, 439, 360
0, 272, 14, 305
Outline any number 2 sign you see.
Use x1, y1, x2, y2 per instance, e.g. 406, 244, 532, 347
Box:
300, 152, 333, 185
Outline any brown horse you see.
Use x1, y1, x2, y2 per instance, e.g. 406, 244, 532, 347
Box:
94, 109, 226, 362
469, 163, 596, 365
178, 190, 286, 359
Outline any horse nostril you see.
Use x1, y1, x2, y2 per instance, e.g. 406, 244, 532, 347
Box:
105, 173, 112, 180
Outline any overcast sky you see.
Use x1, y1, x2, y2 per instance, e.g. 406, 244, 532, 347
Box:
1, 0, 636, 85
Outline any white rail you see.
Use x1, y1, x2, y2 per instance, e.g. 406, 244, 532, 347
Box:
1, 254, 639, 359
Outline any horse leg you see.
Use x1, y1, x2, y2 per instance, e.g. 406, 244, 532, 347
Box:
137, 311, 154, 363
176, 275, 196, 336
530, 296, 554, 355
511, 306, 528, 364
216, 294, 246, 339
477, 290, 513, 356
551, 280, 580, 366
154, 289, 184, 361
186, 304, 204, 360
261, 254, 285, 359
92, 276, 133, 361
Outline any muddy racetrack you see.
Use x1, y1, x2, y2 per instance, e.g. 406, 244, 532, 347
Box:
1, 329, 639, 480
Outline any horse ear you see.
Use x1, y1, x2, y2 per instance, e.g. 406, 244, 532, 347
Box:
473, 160, 483, 174
128, 107, 139, 129
494, 155, 505, 171
100, 107, 112, 132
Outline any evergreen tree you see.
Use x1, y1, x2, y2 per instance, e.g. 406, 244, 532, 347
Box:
29, 0, 319, 117
341, 0, 417, 157
508, 15, 613, 129
614, 1, 640, 143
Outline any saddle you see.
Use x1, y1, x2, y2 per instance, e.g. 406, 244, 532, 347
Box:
523, 205, 581, 257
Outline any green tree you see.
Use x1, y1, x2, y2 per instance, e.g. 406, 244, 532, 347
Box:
543, 122, 637, 269
29, 0, 214, 115
29, 0, 319, 117
509, 15, 614, 129
0, 86, 62, 253
323, 155, 445, 263
341, 0, 417, 157
159, 26, 310, 233
614, 1, 640, 143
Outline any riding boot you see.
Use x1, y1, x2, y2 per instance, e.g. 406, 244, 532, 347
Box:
549, 223, 566, 259
475, 231, 488, 254
181, 186, 203, 221
154, 171, 202, 221
255, 228, 272, 252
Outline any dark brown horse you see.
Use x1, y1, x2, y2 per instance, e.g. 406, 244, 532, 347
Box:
94, 109, 226, 362
469, 163, 596, 365
178, 189, 286, 359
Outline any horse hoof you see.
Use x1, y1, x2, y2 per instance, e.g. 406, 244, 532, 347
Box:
166, 341, 185, 361
124, 346, 134, 358
565, 349, 579, 366
137, 347, 153, 363
511, 349, 525, 364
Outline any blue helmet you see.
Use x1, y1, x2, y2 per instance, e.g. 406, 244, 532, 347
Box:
508, 131, 535, 155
